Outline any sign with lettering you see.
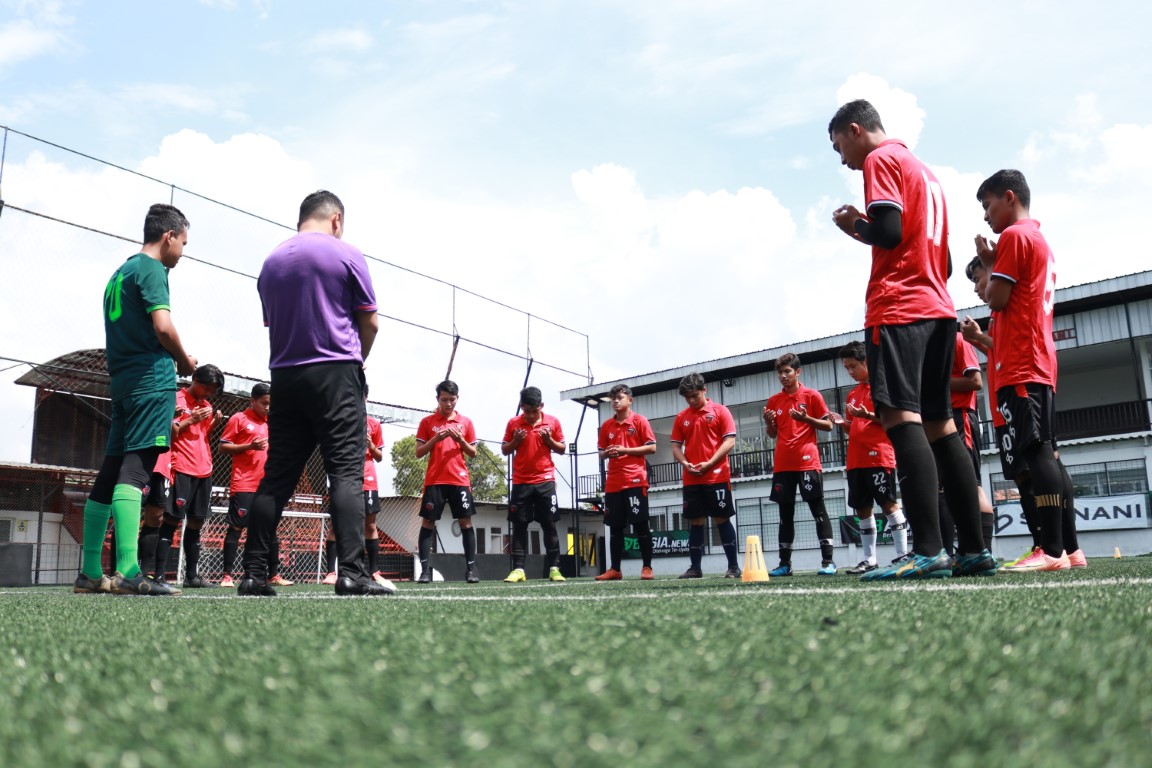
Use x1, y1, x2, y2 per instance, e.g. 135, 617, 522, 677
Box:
623, 529, 690, 558
995, 493, 1150, 536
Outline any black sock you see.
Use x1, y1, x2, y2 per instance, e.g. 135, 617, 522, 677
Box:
512, 522, 528, 570
156, 522, 177, 580
182, 527, 202, 580
1024, 443, 1064, 557
809, 499, 834, 564
887, 422, 943, 556
222, 527, 242, 576
1059, 461, 1080, 553
717, 519, 739, 568
981, 513, 995, 554
635, 519, 654, 568
366, 538, 379, 575
138, 525, 159, 576
932, 432, 984, 555
937, 489, 956, 557
418, 528, 434, 569
688, 525, 704, 570
542, 521, 560, 568
325, 540, 337, 573
778, 501, 795, 565
1017, 477, 1041, 549
461, 526, 476, 569
609, 526, 624, 570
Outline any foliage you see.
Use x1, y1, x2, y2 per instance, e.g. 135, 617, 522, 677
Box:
391, 434, 508, 502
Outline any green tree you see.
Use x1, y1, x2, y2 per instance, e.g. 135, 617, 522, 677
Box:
390, 434, 509, 502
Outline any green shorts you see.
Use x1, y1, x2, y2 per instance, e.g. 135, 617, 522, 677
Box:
106, 389, 176, 456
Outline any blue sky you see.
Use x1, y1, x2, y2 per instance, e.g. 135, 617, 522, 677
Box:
2, 0, 1151, 466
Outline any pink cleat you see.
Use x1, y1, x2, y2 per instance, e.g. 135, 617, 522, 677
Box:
1067, 549, 1088, 568
1002, 549, 1070, 572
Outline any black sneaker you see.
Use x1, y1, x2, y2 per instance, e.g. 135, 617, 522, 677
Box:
677, 568, 703, 579
846, 560, 878, 575
723, 566, 742, 579
112, 572, 181, 596
335, 576, 396, 596
237, 577, 277, 597
183, 576, 214, 588
416, 569, 433, 584
465, 569, 480, 584
74, 573, 112, 594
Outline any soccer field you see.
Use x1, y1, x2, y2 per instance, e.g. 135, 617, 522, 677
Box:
3, 560, 1151, 768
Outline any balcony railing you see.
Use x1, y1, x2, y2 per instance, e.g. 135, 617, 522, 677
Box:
580, 398, 1152, 493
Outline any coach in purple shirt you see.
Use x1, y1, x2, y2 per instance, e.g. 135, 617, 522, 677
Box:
239, 190, 392, 596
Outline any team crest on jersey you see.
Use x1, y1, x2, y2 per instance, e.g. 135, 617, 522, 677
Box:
704, 414, 714, 422
608, 431, 616, 440
627, 428, 636, 436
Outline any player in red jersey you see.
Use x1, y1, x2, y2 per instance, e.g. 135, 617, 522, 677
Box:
595, 384, 657, 581
762, 354, 837, 576
938, 334, 996, 558
836, 342, 909, 575
414, 380, 481, 584
217, 383, 271, 588
148, 364, 224, 588
502, 386, 567, 583
670, 373, 741, 579
829, 99, 992, 580
975, 170, 1082, 571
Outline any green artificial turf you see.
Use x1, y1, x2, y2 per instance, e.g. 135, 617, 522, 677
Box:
3, 560, 1151, 767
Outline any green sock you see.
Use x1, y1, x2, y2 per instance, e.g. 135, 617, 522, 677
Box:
81, 499, 113, 579
112, 484, 143, 579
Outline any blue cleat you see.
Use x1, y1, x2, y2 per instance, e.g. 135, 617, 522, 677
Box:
952, 549, 998, 577
816, 561, 838, 576
860, 550, 952, 582
768, 563, 793, 577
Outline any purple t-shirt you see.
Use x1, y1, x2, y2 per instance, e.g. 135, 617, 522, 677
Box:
258, 231, 378, 369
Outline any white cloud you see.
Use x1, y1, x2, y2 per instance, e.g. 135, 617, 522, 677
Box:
835, 74, 925, 150
0, 8, 70, 74
304, 27, 374, 54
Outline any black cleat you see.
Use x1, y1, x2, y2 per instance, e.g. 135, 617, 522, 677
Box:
74, 573, 112, 594
112, 572, 181, 596
678, 568, 703, 579
416, 569, 433, 584
846, 560, 879, 575
183, 576, 214, 588
723, 567, 742, 579
335, 576, 396, 596
237, 577, 277, 597
465, 568, 480, 584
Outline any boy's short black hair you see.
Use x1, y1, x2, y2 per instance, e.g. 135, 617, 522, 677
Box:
838, 341, 866, 362
251, 382, 270, 399
775, 352, 801, 372
677, 373, 706, 396
520, 386, 543, 408
143, 204, 189, 244
609, 384, 632, 399
437, 380, 460, 396
828, 99, 885, 136
298, 190, 344, 228
976, 169, 1031, 209
192, 364, 224, 390
964, 255, 986, 283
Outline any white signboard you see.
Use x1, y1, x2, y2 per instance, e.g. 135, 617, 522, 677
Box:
995, 494, 1150, 536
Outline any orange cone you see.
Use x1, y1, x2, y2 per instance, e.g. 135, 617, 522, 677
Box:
1114, 547, 1122, 559
742, 535, 770, 582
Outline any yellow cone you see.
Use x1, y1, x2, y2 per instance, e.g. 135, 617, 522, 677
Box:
1114, 547, 1122, 559
742, 535, 770, 582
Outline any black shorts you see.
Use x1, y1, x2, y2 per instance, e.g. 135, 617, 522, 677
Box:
508, 482, 558, 524
604, 487, 649, 527
994, 383, 1056, 481
682, 482, 733, 520
168, 473, 212, 521
769, 470, 824, 505
865, 318, 955, 422
363, 489, 381, 516
846, 467, 897, 510
228, 492, 255, 528
143, 472, 170, 508
953, 408, 982, 481
421, 485, 476, 521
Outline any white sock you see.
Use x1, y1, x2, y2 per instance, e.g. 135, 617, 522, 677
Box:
859, 516, 877, 563
886, 508, 909, 557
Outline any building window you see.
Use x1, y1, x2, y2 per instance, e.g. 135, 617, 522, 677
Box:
476, 527, 486, 555
993, 458, 1148, 500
